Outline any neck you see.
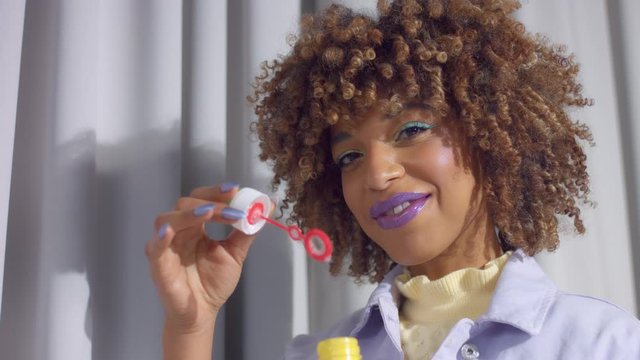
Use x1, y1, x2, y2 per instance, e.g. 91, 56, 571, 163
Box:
407, 214, 503, 280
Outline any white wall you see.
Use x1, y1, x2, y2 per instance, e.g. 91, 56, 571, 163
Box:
517, 0, 637, 315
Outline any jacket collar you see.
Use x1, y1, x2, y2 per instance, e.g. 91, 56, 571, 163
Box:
478, 249, 558, 335
353, 249, 557, 337
365, 264, 404, 308
349, 264, 404, 352
350, 264, 403, 335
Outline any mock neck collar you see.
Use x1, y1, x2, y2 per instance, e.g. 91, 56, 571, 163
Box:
359, 249, 557, 336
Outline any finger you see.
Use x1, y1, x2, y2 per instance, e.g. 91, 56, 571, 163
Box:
189, 182, 240, 203
173, 183, 238, 211
174, 196, 219, 211
145, 223, 175, 259
268, 199, 277, 217
219, 229, 257, 265
155, 202, 248, 234
156, 201, 218, 232
212, 200, 274, 262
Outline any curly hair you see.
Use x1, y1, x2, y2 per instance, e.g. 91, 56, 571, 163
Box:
249, 0, 593, 283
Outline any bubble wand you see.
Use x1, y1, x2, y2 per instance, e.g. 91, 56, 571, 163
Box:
229, 188, 333, 262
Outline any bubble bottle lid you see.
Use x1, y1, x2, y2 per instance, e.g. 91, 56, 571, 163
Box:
228, 187, 271, 235
317, 337, 362, 360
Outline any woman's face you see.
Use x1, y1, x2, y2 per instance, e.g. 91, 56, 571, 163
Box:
330, 105, 498, 277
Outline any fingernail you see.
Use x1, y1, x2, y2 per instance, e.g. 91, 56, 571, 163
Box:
193, 204, 215, 217
220, 182, 239, 193
222, 207, 246, 220
158, 223, 170, 239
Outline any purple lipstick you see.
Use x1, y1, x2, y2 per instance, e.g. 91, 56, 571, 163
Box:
370, 192, 430, 230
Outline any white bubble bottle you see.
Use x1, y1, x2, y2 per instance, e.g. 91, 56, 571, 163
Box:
228, 187, 271, 235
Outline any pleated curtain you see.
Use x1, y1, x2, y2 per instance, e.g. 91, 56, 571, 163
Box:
0, 0, 638, 359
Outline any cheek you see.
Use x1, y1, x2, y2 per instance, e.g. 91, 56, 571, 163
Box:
341, 173, 359, 214
406, 142, 456, 181
341, 171, 372, 226
410, 144, 476, 206
435, 148, 479, 210
436, 146, 455, 168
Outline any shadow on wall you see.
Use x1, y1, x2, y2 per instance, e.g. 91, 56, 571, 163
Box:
90, 124, 183, 360
0, 123, 235, 359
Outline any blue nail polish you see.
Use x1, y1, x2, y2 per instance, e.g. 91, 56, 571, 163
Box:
193, 204, 215, 216
222, 207, 245, 220
158, 223, 170, 238
220, 182, 239, 193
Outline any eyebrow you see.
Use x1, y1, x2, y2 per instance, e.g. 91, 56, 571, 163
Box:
330, 132, 351, 146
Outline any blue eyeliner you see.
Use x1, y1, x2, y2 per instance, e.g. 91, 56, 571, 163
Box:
400, 121, 434, 130
395, 121, 435, 141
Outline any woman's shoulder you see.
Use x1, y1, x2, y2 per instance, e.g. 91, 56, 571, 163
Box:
542, 290, 640, 355
498, 249, 640, 331
551, 290, 640, 329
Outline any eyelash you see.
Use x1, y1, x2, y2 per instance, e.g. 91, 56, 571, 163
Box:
335, 121, 435, 169
335, 150, 362, 168
395, 121, 434, 141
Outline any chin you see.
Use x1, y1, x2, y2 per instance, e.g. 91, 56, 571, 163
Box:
366, 226, 450, 264
383, 247, 440, 267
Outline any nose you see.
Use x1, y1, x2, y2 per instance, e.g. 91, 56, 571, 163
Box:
364, 143, 404, 190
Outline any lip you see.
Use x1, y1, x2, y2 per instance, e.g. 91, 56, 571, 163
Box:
375, 194, 431, 230
370, 192, 430, 219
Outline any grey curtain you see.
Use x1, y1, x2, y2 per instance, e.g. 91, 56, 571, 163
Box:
0, 1, 637, 359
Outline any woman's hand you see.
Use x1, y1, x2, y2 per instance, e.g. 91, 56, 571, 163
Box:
145, 183, 264, 334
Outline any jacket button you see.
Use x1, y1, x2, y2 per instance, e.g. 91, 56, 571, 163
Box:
460, 343, 480, 359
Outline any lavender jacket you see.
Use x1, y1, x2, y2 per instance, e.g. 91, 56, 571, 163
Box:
283, 250, 640, 359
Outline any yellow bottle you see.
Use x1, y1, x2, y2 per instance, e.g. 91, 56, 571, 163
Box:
317, 337, 362, 360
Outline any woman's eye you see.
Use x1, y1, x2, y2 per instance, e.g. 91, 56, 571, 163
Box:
335, 151, 362, 168
395, 121, 434, 141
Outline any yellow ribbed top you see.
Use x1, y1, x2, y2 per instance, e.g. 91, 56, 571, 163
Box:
396, 252, 512, 359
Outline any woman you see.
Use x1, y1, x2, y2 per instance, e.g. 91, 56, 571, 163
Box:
146, 0, 640, 358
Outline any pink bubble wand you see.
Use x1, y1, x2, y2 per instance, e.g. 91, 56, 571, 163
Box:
246, 202, 333, 262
